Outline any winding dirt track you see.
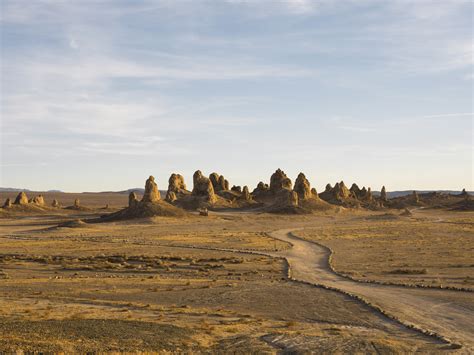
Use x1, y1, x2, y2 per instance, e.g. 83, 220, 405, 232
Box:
266, 229, 474, 351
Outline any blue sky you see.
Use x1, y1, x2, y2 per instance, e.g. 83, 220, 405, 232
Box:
1, 0, 472, 192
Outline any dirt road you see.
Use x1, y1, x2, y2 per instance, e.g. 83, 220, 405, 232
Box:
267, 229, 474, 351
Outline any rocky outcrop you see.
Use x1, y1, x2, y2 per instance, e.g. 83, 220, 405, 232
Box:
209, 173, 221, 191
14, 192, 29, 205
413, 191, 419, 203
334, 181, 351, 199
311, 188, 319, 199
165, 191, 177, 203
209, 173, 229, 192
74, 199, 80, 208
102, 176, 187, 221
320, 180, 374, 208
129, 192, 139, 208
351, 186, 372, 201
293, 173, 311, 200
288, 191, 299, 207
266, 188, 308, 214
241, 186, 251, 201
252, 182, 269, 195
350, 183, 361, 198
31, 195, 45, 206
321, 181, 351, 202
218, 176, 227, 191
270, 169, 292, 192
192, 170, 217, 203
52, 199, 60, 208
167, 174, 186, 193
366, 187, 373, 201
231, 186, 242, 193
165, 173, 190, 203
380, 186, 387, 202
142, 176, 160, 203
3, 198, 12, 208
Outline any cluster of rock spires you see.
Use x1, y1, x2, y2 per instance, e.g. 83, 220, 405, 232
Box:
104, 176, 185, 221
249, 169, 325, 213
2, 171, 471, 218
0, 169, 418, 216
1, 191, 81, 210
192, 171, 217, 204
209, 172, 229, 192
3, 192, 50, 208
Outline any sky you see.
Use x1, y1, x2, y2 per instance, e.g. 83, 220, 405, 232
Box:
0, 0, 472, 192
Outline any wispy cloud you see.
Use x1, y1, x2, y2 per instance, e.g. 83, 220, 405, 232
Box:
1, 0, 471, 191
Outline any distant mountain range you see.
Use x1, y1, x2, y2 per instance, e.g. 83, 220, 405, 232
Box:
373, 190, 471, 198
0, 187, 62, 193
1, 187, 470, 197
81, 188, 146, 194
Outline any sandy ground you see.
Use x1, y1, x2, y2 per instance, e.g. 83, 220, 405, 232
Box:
0, 202, 472, 352
267, 228, 474, 351
298, 210, 474, 289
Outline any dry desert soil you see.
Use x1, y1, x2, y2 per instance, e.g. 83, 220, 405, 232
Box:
0, 191, 473, 353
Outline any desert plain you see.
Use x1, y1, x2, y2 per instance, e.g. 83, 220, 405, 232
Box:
0, 170, 473, 353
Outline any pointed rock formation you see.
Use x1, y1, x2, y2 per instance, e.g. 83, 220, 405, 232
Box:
334, 181, 351, 199
209, 173, 220, 190
294, 173, 311, 200
32, 195, 45, 206
129, 192, 139, 208
74, 199, 80, 208
252, 181, 269, 195
217, 175, 227, 191
142, 176, 160, 203
209, 173, 229, 192
366, 187, 373, 201
3, 198, 12, 208
52, 199, 60, 208
380, 186, 387, 202
167, 173, 186, 193
241, 186, 251, 201
231, 186, 242, 193
350, 183, 361, 198
165, 173, 190, 203
192, 170, 217, 203
311, 188, 319, 199
14, 192, 29, 205
270, 169, 292, 193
